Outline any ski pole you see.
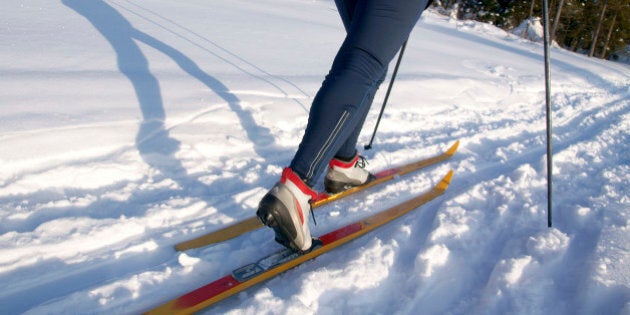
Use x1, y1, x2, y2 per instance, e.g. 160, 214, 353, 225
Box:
542, 0, 553, 227
364, 39, 408, 150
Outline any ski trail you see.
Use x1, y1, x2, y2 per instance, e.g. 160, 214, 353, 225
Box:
393, 86, 629, 313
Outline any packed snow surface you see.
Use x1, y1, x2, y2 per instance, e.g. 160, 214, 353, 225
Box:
1, 0, 629, 314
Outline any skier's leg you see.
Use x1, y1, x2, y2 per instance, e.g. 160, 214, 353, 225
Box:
335, 0, 358, 31
291, 0, 428, 185
333, 0, 386, 160
257, 0, 429, 251
332, 72, 384, 159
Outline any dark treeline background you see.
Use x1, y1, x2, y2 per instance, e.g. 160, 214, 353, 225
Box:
433, 0, 629, 61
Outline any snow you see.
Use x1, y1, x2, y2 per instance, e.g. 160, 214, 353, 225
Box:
510, 17, 544, 44
1, 0, 629, 314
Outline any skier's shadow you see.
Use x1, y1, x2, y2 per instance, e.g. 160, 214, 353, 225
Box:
62, 0, 276, 195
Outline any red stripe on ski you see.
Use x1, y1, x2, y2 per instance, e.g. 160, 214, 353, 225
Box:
169, 223, 365, 311
175, 275, 240, 309
319, 222, 364, 244
373, 167, 401, 178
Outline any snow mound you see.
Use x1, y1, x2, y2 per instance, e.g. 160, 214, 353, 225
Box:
510, 17, 545, 43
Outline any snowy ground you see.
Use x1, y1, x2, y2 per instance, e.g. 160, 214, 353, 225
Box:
1, 0, 628, 314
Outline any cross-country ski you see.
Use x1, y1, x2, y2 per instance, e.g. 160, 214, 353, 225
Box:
146, 171, 454, 314
175, 141, 458, 251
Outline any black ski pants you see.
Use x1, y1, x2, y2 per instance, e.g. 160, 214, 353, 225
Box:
290, 0, 429, 185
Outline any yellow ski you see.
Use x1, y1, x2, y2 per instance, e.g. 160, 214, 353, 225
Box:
175, 141, 459, 251
146, 170, 454, 314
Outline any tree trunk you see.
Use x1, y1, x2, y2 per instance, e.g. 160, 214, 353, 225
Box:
589, 0, 608, 57
600, 12, 617, 59
551, 0, 565, 41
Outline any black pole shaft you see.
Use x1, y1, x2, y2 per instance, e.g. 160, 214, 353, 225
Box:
365, 40, 408, 150
542, 0, 553, 227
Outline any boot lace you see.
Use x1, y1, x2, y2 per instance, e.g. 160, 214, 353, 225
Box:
355, 156, 369, 169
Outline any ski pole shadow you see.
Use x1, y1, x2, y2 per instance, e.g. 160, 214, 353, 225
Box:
62, 0, 276, 193
116, 0, 311, 112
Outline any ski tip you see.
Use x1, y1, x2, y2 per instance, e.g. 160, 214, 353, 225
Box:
445, 140, 460, 156
436, 170, 454, 191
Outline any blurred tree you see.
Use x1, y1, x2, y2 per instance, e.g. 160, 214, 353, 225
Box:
589, 0, 608, 57
430, 0, 629, 60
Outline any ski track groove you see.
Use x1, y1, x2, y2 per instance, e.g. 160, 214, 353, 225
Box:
2, 1, 629, 313
5, 85, 627, 314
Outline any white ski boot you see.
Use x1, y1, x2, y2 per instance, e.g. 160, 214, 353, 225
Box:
257, 167, 317, 252
324, 152, 376, 194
